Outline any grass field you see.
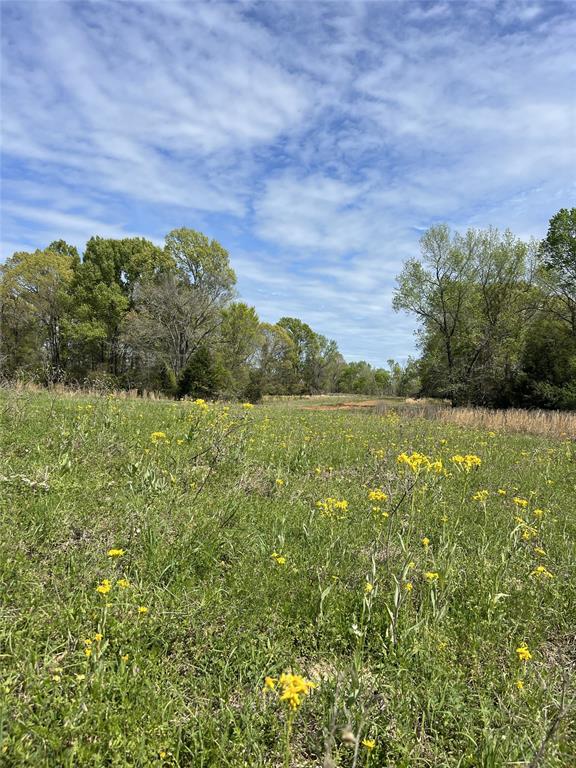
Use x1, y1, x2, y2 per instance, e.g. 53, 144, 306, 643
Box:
1, 390, 575, 767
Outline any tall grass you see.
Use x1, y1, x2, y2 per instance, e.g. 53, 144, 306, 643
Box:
1, 389, 575, 766
376, 403, 576, 439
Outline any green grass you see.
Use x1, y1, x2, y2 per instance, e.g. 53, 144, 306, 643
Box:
1, 390, 575, 767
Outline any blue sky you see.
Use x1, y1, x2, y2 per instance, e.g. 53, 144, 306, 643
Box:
1, 0, 574, 364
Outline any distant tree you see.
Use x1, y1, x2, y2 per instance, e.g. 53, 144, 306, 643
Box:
177, 345, 220, 400
0, 243, 78, 381
538, 208, 576, 334
73, 236, 171, 376
254, 323, 296, 395
123, 229, 236, 383
394, 225, 537, 405
217, 302, 261, 398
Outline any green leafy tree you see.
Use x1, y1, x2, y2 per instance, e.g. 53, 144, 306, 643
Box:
177, 345, 220, 400
73, 237, 171, 376
217, 302, 262, 398
538, 208, 576, 334
394, 225, 537, 405
1, 243, 78, 380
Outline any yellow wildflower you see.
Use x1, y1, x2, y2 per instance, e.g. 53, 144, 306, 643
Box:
531, 565, 554, 578
84, 648, 92, 658
150, 431, 168, 444
404, 582, 413, 592
271, 552, 286, 565
276, 672, 316, 710
451, 454, 481, 472
472, 490, 489, 502
94, 633, 103, 642
96, 579, 112, 595
424, 571, 439, 582
422, 537, 430, 548
533, 508, 544, 518
107, 548, 125, 557
516, 644, 532, 662
368, 489, 388, 502
242, 402, 254, 409
364, 582, 374, 594
513, 497, 529, 508
516, 679, 524, 690
498, 488, 507, 496
362, 738, 376, 750
116, 578, 130, 589
275, 478, 284, 486
138, 606, 149, 614
316, 498, 349, 519
533, 547, 546, 557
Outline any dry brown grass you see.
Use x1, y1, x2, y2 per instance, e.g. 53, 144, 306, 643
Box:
376, 402, 576, 439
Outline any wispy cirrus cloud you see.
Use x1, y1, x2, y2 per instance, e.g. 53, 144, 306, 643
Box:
1, 0, 574, 363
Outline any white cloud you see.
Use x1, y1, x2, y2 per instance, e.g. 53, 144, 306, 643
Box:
1, 0, 574, 363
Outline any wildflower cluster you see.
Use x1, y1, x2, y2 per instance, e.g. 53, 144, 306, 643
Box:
451, 454, 482, 471
150, 431, 168, 445
316, 497, 349, 519
516, 643, 532, 662
264, 673, 316, 710
368, 488, 388, 502
397, 452, 443, 474
271, 552, 286, 565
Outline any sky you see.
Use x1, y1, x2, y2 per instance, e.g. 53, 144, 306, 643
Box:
1, 0, 575, 365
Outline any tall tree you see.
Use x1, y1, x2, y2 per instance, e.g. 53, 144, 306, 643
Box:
394, 225, 536, 405
0, 243, 78, 381
123, 229, 237, 386
73, 236, 171, 375
538, 208, 576, 334
217, 302, 261, 397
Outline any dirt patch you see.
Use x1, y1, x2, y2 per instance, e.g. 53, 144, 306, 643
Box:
302, 400, 380, 411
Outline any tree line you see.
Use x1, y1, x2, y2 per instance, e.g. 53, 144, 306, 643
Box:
0, 228, 415, 400
393, 208, 576, 409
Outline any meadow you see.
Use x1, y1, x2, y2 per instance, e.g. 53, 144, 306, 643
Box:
1, 390, 575, 767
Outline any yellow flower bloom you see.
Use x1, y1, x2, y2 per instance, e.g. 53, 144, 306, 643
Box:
84, 648, 92, 658
116, 578, 130, 589
138, 606, 149, 614
498, 488, 507, 496
242, 402, 254, 409
94, 633, 103, 642
422, 537, 430, 548
361, 738, 376, 750
263, 676, 276, 690
96, 579, 112, 595
364, 582, 374, 594
275, 478, 284, 486
424, 571, 439, 582
368, 489, 388, 502
533, 508, 544, 518
271, 552, 287, 565
513, 497, 529, 508
516, 644, 532, 662
516, 679, 524, 690
451, 454, 481, 472
107, 548, 125, 557
404, 582, 413, 592
150, 431, 168, 444
531, 565, 554, 578
533, 547, 546, 557
472, 490, 489, 502
316, 498, 349, 519
276, 672, 316, 710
